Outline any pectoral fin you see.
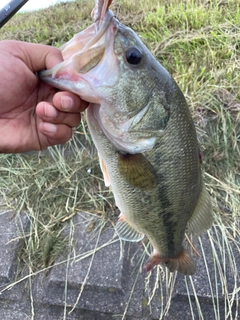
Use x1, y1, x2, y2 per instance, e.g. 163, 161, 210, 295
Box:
115, 214, 144, 242
118, 153, 156, 190
98, 154, 111, 187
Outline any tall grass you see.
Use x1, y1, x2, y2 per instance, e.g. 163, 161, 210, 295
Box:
0, 0, 239, 319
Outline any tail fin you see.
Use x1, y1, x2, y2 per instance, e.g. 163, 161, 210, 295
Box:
144, 249, 196, 275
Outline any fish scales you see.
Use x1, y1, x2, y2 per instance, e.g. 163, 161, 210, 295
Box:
40, 1, 213, 275
87, 75, 201, 257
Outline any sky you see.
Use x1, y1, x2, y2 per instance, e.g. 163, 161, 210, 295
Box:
0, 0, 73, 12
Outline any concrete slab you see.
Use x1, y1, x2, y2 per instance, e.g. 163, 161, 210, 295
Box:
172, 227, 240, 319
0, 210, 28, 284
45, 212, 146, 318
0, 210, 239, 319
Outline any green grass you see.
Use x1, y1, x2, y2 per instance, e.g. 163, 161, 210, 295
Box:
0, 0, 239, 319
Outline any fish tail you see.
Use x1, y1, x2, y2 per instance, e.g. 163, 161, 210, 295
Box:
144, 249, 196, 275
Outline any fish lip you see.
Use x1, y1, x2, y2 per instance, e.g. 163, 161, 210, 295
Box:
39, 10, 118, 79
81, 10, 116, 53
39, 10, 118, 89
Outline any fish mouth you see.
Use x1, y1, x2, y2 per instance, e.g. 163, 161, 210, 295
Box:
60, 9, 115, 62
39, 10, 118, 99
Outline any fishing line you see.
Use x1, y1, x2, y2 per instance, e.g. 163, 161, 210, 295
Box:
115, 0, 122, 19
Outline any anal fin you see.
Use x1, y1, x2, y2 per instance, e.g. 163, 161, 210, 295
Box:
115, 214, 144, 242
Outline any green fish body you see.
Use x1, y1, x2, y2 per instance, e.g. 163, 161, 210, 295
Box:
40, 8, 213, 275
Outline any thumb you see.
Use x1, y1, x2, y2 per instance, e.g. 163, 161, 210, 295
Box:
8, 40, 63, 72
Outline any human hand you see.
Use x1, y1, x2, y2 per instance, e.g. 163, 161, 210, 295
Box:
0, 40, 88, 153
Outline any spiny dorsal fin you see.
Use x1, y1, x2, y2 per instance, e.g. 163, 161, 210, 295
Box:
115, 215, 144, 242
187, 183, 213, 236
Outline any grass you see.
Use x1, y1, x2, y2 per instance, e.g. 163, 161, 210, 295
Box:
0, 0, 239, 319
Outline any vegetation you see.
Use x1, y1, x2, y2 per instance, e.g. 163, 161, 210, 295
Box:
0, 0, 239, 319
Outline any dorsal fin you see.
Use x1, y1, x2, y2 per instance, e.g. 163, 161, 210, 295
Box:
187, 183, 213, 236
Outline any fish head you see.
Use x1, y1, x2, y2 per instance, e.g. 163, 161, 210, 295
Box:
40, 9, 173, 153
40, 10, 118, 103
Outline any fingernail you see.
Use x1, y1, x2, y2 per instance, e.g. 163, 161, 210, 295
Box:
42, 123, 57, 134
44, 104, 58, 119
61, 96, 74, 110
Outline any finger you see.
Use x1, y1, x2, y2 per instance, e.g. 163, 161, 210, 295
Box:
12, 40, 63, 71
38, 122, 73, 146
52, 91, 88, 113
36, 102, 81, 127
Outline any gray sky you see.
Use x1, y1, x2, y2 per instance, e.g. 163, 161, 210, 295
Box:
0, 0, 74, 12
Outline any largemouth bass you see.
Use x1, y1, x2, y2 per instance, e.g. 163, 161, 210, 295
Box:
40, 1, 213, 275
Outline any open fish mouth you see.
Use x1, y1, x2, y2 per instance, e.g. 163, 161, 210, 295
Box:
39, 9, 118, 102
61, 9, 115, 60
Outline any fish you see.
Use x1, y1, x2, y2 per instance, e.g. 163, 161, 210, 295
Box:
39, 0, 213, 275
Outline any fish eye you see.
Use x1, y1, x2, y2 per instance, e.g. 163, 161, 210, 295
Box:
126, 47, 142, 65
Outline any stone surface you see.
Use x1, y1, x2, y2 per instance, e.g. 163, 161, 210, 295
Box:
0, 210, 239, 319
172, 227, 240, 320
46, 213, 143, 315
0, 210, 28, 284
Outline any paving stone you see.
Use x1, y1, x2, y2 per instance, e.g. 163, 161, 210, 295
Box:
0, 307, 32, 320
0, 210, 28, 284
172, 227, 240, 319
0, 210, 239, 319
45, 212, 145, 318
